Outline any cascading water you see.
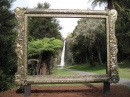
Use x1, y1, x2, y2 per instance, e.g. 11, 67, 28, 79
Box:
59, 40, 66, 67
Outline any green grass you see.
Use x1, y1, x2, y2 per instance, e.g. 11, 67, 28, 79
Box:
118, 61, 130, 79
66, 63, 106, 74
66, 61, 130, 79
51, 68, 77, 75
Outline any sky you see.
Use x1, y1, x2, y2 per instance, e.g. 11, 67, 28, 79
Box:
11, 0, 105, 38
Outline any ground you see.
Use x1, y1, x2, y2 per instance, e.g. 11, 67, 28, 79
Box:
0, 84, 130, 97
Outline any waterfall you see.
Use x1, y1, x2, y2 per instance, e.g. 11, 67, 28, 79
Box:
59, 40, 66, 67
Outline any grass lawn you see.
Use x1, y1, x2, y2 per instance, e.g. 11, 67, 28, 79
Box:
66, 61, 130, 79
118, 61, 130, 79
51, 68, 77, 75
66, 63, 106, 74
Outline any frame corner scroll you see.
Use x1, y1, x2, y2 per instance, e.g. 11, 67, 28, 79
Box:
109, 9, 119, 83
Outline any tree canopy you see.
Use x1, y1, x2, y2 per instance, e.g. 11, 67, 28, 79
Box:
0, 0, 17, 91
28, 37, 63, 58
91, 0, 114, 9
28, 3, 62, 41
91, 0, 130, 61
70, 18, 106, 65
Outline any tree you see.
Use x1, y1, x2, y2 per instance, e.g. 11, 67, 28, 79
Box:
70, 18, 106, 65
115, 1, 130, 60
91, 0, 130, 61
91, 0, 114, 9
27, 2, 63, 74
28, 2, 62, 41
36, 2, 50, 9
28, 37, 63, 74
65, 33, 74, 64
0, 0, 17, 91
28, 37, 63, 58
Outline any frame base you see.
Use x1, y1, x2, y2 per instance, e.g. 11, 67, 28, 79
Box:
24, 84, 31, 97
104, 82, 110, 94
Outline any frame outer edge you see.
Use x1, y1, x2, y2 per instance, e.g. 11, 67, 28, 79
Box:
108, 9, 119, 83
14, 7, 119, 85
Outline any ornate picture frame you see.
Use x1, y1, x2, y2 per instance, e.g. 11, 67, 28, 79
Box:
14, 8, 119, 86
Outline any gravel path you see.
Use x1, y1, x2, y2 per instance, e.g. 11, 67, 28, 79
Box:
65, 69, 130, 87
118, 78, 130, 87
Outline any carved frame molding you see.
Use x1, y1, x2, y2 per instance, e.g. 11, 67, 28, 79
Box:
14, 8, 119, 85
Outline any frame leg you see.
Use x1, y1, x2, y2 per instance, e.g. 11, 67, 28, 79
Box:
24, 84, 31, 97
104, 82, 110, 94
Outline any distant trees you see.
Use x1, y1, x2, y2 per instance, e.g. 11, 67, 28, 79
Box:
91, 0, 130, 61
115, 0, 130, 60
91, 0, 114, 9
28, 2, 62, 41
28, 17, 62, 41
68, 0, 130, 67
70, 18, 106, 66
0, 0, 17, 91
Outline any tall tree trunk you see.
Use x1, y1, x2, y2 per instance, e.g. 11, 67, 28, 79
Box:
107, 0, 115, 9
96, 47, 103, 65
98, 51, 103, 65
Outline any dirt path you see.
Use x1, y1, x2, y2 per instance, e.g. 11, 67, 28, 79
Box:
0, 84, 130, 97
118, 78, 130, 87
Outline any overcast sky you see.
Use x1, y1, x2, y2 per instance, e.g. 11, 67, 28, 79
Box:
11, 0, 105, 38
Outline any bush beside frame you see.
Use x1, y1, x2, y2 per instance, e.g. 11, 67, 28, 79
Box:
14, 8, 119, 86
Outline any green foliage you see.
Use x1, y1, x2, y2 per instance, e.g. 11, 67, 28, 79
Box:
0, 0, 17, 92
28, 3, 62, 41
91, 0, 130, 62
36, 2, 50, 9
70, 18, 106, 65
0, 70, 15, 91
28, 37, 63, 58
27, 2, 63, 75
115, 0, 130, 61
28, 37, 63, 75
